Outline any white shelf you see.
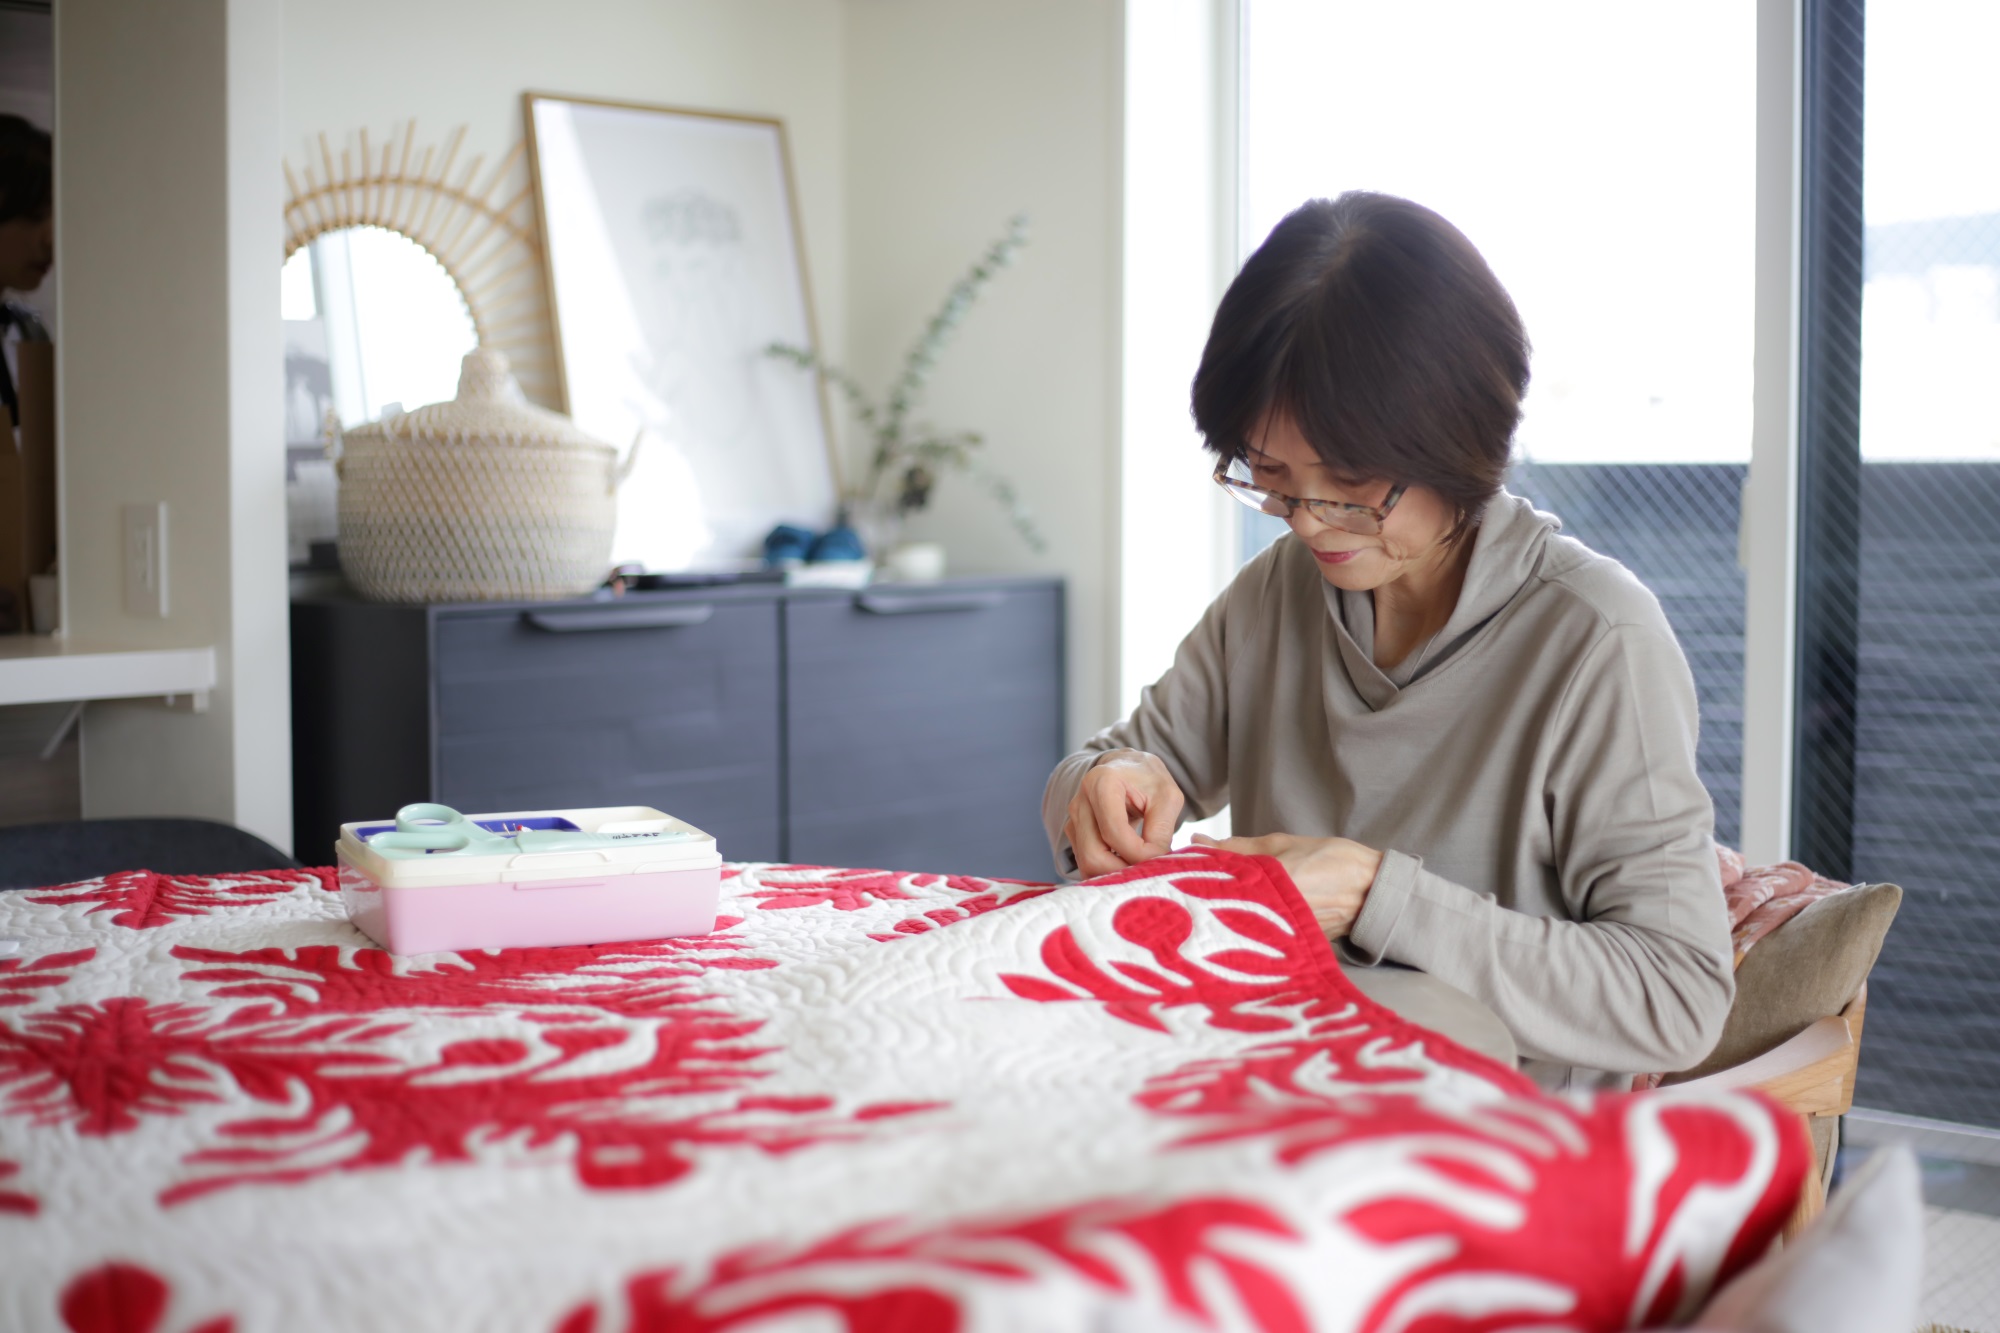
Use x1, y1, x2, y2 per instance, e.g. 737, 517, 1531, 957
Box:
0, 636, 217, 707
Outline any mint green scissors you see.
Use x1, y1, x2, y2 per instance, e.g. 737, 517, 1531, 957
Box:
366, 803, 701, 860
366, 804, 518, 858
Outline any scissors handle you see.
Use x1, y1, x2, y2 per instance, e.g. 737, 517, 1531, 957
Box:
369, 826, 467, 853
367, 803, 500, 857
397, 802, 470, 828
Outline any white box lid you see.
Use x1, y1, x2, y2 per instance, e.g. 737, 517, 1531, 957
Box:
337, 805, 720, 888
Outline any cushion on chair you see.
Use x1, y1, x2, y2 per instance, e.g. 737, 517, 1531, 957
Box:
0, 818, 299, 890
1664, 881, 1902, 1084
1723, 857, 1855, 964
1684, 1143, 1923, 1333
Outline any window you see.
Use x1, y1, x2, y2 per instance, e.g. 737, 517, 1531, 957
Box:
1238, 0, 1757, 842
1800, 0, 2000, 1129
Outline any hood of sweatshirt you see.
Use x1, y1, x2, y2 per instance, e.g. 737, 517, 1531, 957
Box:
1323, 489, 1565, 709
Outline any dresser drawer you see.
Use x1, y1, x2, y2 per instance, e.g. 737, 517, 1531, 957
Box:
784, 585, 1062, 879
432, 599, 782, 861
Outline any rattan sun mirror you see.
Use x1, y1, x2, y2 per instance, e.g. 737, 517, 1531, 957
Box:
282, 123, 559, 411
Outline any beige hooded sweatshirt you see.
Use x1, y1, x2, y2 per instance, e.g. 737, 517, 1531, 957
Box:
1042, 491, 1735, 1092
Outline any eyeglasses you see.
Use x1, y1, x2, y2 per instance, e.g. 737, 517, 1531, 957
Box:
1213, 458, 1406, 535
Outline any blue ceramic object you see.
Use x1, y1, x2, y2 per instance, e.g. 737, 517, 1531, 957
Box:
806, 524, 867, 563
762, 524, 817, 567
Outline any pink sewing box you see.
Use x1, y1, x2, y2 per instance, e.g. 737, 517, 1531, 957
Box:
336, 803, 722, 955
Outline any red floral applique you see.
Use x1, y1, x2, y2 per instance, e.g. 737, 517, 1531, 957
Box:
0, 855, 1810, 1330
0, 947, 94, 1008
1135, 1002, 1539, 1126
1338, 1094, 1804, 1332
1135, 1058, 1805, 1333
170, 934, 773, 1021
735, 866, 928, 912
563, 1196, 1308, 1333
28, 869, 334, 930
0, 999, 259, 1134
57, 1262, 233, 1333
0, 1155, 36, 1214
995, 872, 1347, 1034
867, 883, 1056, 942
1139, 1029, 1456, 1126
0, 937, 937, 1203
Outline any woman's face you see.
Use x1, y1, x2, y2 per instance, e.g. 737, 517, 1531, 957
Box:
0, 211, 53, 294
1245, 409, 1459, 593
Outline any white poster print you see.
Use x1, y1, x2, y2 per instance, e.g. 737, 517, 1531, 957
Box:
530, 98, 837, 571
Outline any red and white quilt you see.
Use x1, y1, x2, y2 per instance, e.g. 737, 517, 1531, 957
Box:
0, 851, 1806, 1332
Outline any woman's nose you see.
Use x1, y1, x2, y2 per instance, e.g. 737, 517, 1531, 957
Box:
1285, 502, 1327, 538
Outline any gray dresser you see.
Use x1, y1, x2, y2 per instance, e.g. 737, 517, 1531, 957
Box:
291, 577, 1065, 880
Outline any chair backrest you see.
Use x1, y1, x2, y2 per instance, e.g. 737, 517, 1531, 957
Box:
1666, 880, 1901, 1085
0, 818, 300, 890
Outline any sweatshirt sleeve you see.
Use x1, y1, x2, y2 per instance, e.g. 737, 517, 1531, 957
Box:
1344, 622, 1736, 1076
1041, 588, 1235, 880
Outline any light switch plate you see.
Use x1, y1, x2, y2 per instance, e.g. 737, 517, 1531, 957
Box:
122, 501, 168, 618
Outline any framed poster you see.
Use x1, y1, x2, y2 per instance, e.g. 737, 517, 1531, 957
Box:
525, 93, 839, 571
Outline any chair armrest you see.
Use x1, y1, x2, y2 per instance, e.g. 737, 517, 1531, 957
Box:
1667, 984, 1872, 1246
1673, 1010, 1859, 1245
1669, 1009, 1856, 1117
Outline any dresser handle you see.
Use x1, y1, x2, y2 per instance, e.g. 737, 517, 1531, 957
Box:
523, 604, 715, 633
856, 590, 1006, 615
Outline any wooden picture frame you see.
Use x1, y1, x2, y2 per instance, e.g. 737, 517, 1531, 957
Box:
524, 92, 840, 572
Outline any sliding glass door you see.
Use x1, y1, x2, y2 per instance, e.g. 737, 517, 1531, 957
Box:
1237, 0, 1999, 1131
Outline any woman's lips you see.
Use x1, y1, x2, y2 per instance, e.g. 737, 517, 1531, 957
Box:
1312, 547, 1361, 565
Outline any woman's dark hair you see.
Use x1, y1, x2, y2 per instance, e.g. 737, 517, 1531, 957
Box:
0, 115, 52, 226
1191, 192, 1529, 538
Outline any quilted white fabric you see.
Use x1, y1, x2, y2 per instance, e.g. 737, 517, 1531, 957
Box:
0, 851, 1807, 1332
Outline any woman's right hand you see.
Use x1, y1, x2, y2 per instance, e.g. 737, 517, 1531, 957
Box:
1064, 749, 1186, 877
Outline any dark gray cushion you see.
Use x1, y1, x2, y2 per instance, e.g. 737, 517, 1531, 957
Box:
1665, 881, 1902, 1083
0, 817, 299, 890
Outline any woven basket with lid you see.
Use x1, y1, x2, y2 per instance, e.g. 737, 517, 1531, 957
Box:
337, 348, 622, 602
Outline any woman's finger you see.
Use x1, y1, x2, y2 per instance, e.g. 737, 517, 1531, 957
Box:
1201, 834, 1278, 857
1067, 814, 1120, 879
1065, 801, 1123, 878
1086, 773, 1155, 866
1138, 779, 1183, 851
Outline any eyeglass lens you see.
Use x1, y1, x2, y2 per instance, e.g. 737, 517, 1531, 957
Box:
1218, 466, 1386, 535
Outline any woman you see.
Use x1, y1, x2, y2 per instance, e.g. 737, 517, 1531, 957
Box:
0, 114, 53, 433
1043, 193, 1734, 1092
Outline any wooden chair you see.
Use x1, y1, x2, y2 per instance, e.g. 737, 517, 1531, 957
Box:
1658, 862, 1901, 1242
1676, 983, 1870, 1238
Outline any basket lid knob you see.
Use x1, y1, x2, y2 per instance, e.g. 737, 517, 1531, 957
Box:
455, 346, 526, 405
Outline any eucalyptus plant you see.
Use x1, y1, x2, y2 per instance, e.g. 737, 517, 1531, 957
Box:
767, 214, 1045, 553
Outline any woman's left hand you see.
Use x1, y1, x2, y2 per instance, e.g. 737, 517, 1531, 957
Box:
1189, 833, 1384, 939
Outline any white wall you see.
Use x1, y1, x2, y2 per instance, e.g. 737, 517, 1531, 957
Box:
288, 0, 1128, 745
282, 0, 850, 377
274, 0, 848, 851
60, 0, 1120, 850
843, 0, 1126, 746
57, 0, 291, 848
